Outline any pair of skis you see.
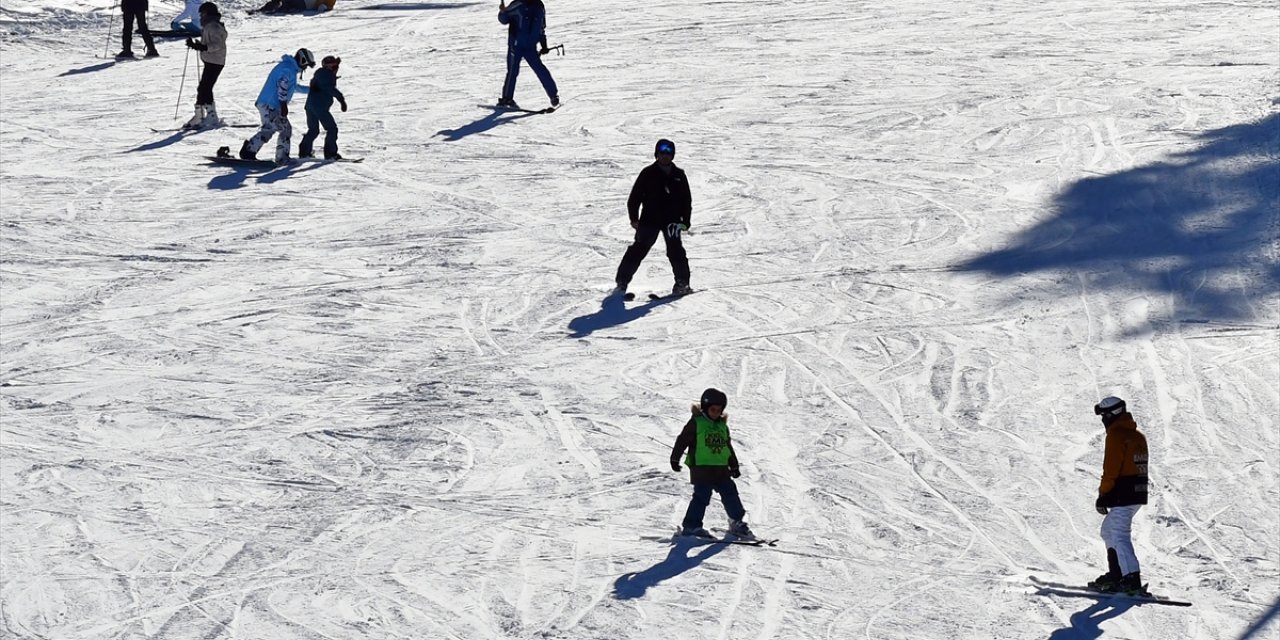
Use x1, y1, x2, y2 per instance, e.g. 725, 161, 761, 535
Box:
621, 290, 694, 302
1030, 576, 1191, 607
643, 532, 778, 548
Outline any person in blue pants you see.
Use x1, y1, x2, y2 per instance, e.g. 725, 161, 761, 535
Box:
669, 388, 757, 540
299, 55, 348, 160
497, 0, 558, 110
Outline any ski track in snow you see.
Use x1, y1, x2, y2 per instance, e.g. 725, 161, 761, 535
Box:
2, 0, 1278, 638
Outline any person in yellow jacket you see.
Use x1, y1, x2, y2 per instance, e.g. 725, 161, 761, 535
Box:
1087, 396, 1150, 595
669, 388, 755, 540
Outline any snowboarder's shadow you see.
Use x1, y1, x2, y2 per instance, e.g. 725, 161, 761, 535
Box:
206, 161, 324, 190
612, 538, 730, 600
567, 293, 678, 338
1039, 590, 1137, 640
436, 109, 541, 142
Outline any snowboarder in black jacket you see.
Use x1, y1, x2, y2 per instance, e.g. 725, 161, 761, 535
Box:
613, 139, 692, 297
299, 55, 348, 160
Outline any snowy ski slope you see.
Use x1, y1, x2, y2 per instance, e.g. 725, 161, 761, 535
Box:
2, 0, 1278, 638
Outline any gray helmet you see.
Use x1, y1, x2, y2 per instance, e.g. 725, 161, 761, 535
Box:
1094, 396, 1126, 421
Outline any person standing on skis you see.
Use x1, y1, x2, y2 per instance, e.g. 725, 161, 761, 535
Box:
182, 2, 227, 130
117, 0, 159, 59
239, 48, 314, 164
613, 138, 693, 298
1087, 396, 1151, 595
670, 388, 755, 540
497, 0, 559, 110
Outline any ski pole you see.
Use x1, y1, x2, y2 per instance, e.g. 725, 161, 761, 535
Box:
175, 45, 191, 120
104, 2, 117, 59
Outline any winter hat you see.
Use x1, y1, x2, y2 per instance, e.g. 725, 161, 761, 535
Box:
198, 1, 220, 17
655, 139, 676, 155
322, 55, 341, 65
700, 388, 727, 414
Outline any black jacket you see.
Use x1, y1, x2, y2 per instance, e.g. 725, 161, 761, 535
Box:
670, 406, 739, 484
305, 67, 345, 113
627, 163, 691, 229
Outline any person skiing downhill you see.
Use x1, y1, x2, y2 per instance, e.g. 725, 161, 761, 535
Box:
670, 388, 755, 540
496, 0, 559, 110
182, 2, 227, 130
240, 48, 315, 164
299, 55, 348, 160
613, 139, 693, 298
1087, 396, 1151, 595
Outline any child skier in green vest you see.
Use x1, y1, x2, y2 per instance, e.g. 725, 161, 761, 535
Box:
669, 388, 755, 539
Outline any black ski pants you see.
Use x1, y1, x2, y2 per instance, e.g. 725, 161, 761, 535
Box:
121, 0, 155, 55
615, 225, 689, 288
299, 107, 339, 159
196, 62, 223, 105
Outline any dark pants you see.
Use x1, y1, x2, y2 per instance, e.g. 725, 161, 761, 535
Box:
615, 225, 689, 288
501, 46, 558, 102
681, 479, 746, 530
196, 62, 223, 105
121, 0, 155, 54
299, 108, 339, 158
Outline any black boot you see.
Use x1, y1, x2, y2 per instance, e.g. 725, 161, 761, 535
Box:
1119, 571, 1149, 596
239, 140, 256, 160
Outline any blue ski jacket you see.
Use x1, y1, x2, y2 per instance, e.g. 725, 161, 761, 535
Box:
305, 66, 345, 113
498, 0, 546, 51
256, 55, 301, 109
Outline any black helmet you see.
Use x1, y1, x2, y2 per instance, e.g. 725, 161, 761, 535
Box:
700, 388, 727, 414
198, 1, 219, 17
1094, 396, 1126, 421
655, 138, 676, 156
295, 48, 316, 69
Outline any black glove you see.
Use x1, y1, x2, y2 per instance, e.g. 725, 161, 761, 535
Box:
539, 46, 550, 56
185, 38, 206, 51
670, 460, 681, 472
339, 100, 348, 112
730, 468, 741, 479
1095, 496, 1108, 515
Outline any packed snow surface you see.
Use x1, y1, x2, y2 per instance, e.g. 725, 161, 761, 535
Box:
2, 0, 1278, 638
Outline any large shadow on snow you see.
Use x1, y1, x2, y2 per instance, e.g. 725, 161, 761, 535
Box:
436, 109, 543, 142
960, 113, 1280, 328
1236, 596, 1280, 640
1037, 593, 1137, 640
567, 293, 679, 338
612, 538, 730, 600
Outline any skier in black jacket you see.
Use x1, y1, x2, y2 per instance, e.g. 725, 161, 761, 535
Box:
613, 139, 693, 297
298, 55, 348, 160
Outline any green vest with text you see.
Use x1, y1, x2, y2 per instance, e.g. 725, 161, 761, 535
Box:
685, 415, 732, 467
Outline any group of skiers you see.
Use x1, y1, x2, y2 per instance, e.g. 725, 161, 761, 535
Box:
114, 2, 1155, 591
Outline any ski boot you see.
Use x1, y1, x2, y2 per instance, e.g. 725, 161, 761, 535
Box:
727, 519, 756, 540
183, 105, 206, 130
1087, 572, 1122, 593
679, 526, 714, 539
672, 281, 693, 297
496, 98, 520, 109
1118, 572, 1150, 597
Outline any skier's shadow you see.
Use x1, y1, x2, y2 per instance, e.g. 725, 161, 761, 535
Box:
567, 293, 678, 338
1039, 590, 1137, 639
612, 538, 730, 600
126, 131, 188, 153
59, 61, 116, 76
436, 109, 541, 142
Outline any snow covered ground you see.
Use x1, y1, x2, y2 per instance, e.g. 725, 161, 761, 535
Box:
2, 0, 1278, 638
